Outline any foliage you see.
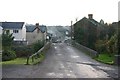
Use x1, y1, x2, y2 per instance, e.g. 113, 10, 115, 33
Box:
74, 26, 84, 44
73, 19, 118, 56
2, 30, 14, 50
95, 40, 107, 53
118, 21, 120, 55
2, 50, 16, 61
98, 26, 108, 40
87, 22, 98, 49
2, 30, 16, 61
106, 34, 118, 55
12, 40, 44, 58
107, 24, 117, 39
1, 53, 45, 65
29, 53, 45, 65
12, 45, 33, 57
95, 52, 114, 65
32, 40, 44, 53
74, 21, 97, 50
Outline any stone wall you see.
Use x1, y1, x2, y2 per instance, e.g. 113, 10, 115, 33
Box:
72, 40, 98, 58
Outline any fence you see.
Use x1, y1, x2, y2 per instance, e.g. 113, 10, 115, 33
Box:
26, 42, 51, 65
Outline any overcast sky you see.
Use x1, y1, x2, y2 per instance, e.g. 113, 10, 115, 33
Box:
0, 0, 119, 26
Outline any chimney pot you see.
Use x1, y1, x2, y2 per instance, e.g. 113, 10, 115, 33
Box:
88, 14, 93, 19
35, 23, 39, 33
36, 23, 39, 26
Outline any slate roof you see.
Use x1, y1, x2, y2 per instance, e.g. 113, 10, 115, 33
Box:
88, 19, 99, 26
1, 22, 24, 29
74, 17, 103, 27
26, 25, 46, 33
40, 25, 46, 33
26, 25, 36, 32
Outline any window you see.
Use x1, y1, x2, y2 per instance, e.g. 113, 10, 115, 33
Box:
13, 30, 19, 33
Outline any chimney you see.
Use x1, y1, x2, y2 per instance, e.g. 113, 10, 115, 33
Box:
88, 14, 93, 19
35, 23, 39, 33
36, 23, 39, 26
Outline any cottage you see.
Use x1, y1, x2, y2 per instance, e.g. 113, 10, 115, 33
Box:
73, 14, 107, 49
26, 23, 47, 45
1, 22, 26, 41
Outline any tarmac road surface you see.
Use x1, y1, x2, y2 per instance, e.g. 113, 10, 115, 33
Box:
2, 43, 118, 79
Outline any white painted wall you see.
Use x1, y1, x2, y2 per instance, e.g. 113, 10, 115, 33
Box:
12, 29, 23, 41
4, 23, 26, 41
22, 24, 26, 41
0, 26, 2, 34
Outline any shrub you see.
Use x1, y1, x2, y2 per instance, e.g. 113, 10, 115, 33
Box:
2, 50, 16, 61
32, 40, 44, 53
12, 46, 33, 57
95, 40, 107, 53
106, 34, 118, 55
2, 30, 14, 50
11, 40, 44, 58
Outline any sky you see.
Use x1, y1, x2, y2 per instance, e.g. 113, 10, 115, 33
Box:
0, 0, 119, 26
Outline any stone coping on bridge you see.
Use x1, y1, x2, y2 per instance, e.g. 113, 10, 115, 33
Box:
72, 40, 98, 58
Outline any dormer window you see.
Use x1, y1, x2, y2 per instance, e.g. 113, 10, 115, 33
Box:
13, 30, 19, 33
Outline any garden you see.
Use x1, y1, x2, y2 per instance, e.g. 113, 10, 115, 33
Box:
1, 30, 45, 65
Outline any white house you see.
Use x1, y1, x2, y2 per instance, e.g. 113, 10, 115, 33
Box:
26, 23, 47, 45
1, 22, 26, 41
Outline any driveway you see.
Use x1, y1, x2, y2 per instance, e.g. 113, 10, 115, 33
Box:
2, 43, 118, 79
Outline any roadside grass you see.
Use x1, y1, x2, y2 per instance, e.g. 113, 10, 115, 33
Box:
95, 52, 114, 65
1, 58, 27, 65
32, 53, 45, 65
0, 53, 45, 65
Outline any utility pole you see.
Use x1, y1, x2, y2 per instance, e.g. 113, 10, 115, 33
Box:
76, 17, 78, 22
71, 21, 73, 40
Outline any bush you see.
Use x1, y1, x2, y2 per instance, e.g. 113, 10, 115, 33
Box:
32, 40, 44, 53
2, 50, 16, 61
12, 46, 33, 57
12, 40, 44, 57
95, 40, 107, 53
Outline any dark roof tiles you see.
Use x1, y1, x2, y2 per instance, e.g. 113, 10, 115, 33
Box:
1, 22, 24, 29
75, 17, 103, 27
26, 25, 46, 33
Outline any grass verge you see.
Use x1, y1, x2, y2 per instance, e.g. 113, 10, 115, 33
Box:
0, 58, 27, 65
30, 53, 45, 65
94, 53, 114, 65
0, 53, 45, 65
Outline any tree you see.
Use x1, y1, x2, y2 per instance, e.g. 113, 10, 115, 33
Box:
106, 34, 118, 55
95, 39, 107, 53
2, 30, 16, 61
108, 23, 117, 39
2, 30, 14, 50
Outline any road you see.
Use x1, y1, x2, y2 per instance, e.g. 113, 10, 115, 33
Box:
2, 43, 118, 79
